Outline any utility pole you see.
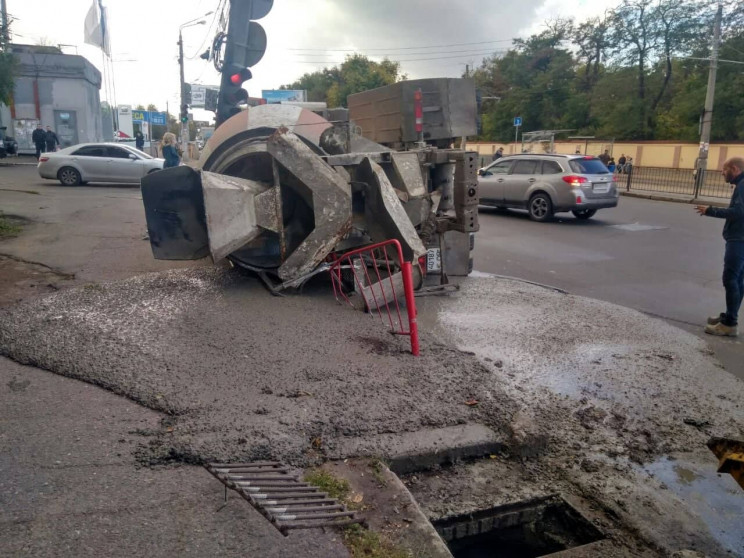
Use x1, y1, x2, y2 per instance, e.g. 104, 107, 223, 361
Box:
694, 4, 722, 198
1, 0, 9, 49
178, 30, 189, 162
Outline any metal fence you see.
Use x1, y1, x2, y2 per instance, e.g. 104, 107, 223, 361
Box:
617, 165, 732, 199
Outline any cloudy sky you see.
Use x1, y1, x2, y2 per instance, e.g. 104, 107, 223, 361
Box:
7, 0, 616, 121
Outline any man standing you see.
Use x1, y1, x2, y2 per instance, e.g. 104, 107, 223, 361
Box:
44, 126, 60, 152
491, 147, 503, 162
135, 130, 145, 151
598, 149, 611, 166
31, 124, 46, 159
695, 156, 744, 337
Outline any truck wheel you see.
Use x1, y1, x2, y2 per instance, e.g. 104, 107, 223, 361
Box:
58, 167, 81, 186
528, 193, 553, 222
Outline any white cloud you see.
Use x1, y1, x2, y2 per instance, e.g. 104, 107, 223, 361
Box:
8, 0, 617, 121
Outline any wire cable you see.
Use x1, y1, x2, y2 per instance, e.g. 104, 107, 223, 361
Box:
287, 38, 515, 52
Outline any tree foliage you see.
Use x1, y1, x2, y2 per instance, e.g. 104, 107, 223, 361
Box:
0, 20, 16, 105
282, 54, 404, 107
473, 0, 744, 142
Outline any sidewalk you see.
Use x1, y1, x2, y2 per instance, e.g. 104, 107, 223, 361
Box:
621, 188, 730, 207
0, 356, 349, 558
0, 156, 37, 166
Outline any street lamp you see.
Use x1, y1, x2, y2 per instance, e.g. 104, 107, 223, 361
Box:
177, 12, 212, 161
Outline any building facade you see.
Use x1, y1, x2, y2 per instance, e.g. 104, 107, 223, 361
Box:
0, 45, 102, 154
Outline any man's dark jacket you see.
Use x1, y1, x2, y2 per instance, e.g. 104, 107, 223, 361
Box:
706, 172, 744, 242
45, 131, 59, 148
31, 128, 46, 144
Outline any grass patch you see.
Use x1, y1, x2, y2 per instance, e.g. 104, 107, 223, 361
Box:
304, 468, 351, 501
369, 459, 389, 487
343, 524, 411, 558
0, 215, 22, 238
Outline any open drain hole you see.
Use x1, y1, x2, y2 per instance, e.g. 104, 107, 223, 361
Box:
432, 495, 603, 558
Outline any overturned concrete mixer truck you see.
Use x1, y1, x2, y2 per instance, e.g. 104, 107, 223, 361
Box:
140, 78, 480, 295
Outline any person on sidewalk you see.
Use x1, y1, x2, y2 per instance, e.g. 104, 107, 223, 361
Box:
44, 126, 60, 152
695, 156, 744, 337
161, 132, 181, 168
491, 147, 503, 162
31, 124, 46, 159
135, 130, 145, 151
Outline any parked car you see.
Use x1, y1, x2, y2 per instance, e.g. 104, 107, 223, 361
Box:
37, 143, 165, 186
478, 154, 619, 221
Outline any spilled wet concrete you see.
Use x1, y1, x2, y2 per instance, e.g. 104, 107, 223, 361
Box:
1, 270, 743, 555
0, 267, 517, 467
409, 277, 744, 557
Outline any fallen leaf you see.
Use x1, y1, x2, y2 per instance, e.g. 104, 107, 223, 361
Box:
465, 398, 479, 406
352, 493, 364, 503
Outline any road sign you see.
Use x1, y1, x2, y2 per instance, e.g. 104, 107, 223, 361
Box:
191, 85, 206, 107
514, 116, 522, 127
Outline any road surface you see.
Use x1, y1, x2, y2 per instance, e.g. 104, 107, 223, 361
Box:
474, 196, 743, 379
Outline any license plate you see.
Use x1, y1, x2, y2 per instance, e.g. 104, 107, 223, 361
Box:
593, 183, 610, 193
426, 248, 441, 272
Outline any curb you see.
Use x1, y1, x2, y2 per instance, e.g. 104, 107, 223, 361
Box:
620, 190, 729, 208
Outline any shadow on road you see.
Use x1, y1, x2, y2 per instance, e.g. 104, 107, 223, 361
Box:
477, 206, 610, 227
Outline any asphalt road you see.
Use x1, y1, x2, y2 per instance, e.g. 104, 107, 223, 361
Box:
0, 164, 200, 284
474, 197, 744, 380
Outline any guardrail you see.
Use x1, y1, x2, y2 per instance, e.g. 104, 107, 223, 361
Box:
329, 239, 420, 356
617, 165, 732, 199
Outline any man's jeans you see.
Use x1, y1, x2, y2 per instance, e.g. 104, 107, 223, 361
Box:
723, 241, 744, 326
34, 142, 45, 160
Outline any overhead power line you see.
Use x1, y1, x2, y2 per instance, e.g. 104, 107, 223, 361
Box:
290, 47, 510, 58
287, 38, 515, 52
282, 50, 508, 65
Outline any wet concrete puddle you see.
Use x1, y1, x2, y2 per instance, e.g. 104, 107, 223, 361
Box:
642, 456, 744, 555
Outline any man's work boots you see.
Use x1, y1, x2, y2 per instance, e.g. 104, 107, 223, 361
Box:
705, 321, 739, 337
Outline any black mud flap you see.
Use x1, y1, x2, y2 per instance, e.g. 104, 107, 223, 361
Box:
141, 166, 210, 260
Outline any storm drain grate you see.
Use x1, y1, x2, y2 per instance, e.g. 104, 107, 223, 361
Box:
206, 462, 363, 534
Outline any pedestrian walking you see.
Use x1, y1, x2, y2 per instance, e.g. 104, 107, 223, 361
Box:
31, 124, 46, 160
44, 126, 60, 152
161, 132, 181, 168
695, 156, 744, 337
492, 147, 503, 162
135, 130, 145, 151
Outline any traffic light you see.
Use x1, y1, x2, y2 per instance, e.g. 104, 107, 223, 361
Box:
180, 104, 188, 124
216, 0, 273, 125
218, 65, 252, 120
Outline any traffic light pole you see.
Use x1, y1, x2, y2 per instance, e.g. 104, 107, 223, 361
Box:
178, 30, 189, 162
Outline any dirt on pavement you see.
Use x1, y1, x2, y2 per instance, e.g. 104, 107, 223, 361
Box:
1, 267, 743, 555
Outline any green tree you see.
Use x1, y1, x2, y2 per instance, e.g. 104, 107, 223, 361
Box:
282, 55, 404, 107
0, 19, 16, 105
146, 104, 159, 112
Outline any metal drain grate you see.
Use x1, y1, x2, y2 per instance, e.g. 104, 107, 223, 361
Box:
206, 462, 363, 533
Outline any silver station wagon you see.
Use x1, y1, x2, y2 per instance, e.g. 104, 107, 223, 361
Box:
478, 154, 619, 221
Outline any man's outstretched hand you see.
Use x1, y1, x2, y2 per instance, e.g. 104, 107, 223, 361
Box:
694, 205, 709, 216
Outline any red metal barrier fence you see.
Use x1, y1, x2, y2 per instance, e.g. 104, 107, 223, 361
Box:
329, 239, 420, 356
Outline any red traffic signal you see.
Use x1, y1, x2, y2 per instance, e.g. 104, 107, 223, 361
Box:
229, 67, 252, 85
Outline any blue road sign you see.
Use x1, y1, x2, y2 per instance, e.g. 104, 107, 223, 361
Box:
514, 116, 522, 127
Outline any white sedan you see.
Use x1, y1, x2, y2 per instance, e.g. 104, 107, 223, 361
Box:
38, 143, 164, 186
